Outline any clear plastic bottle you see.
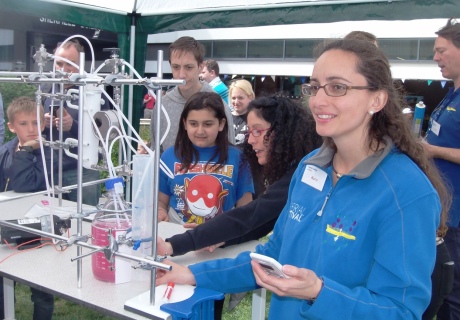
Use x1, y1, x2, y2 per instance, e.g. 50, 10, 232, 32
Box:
91, 177, 132, 283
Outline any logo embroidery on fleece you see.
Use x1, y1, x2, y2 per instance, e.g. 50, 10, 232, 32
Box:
447, 106, 456, 112
289, 203, 305, 222
325, 216, 357, 242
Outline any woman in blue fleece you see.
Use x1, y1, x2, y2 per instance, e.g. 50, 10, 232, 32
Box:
156, 39, 450, 319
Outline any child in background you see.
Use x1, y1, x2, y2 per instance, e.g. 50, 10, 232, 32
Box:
157, 91, 254, 225
137, 140, 151, 154
0, 96, 57, 320
0, 97, 56, 192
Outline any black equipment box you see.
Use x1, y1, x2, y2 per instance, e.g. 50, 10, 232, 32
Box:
0, 216, 71, 249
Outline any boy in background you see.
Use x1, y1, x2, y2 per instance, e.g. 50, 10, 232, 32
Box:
0, 97, 56, 319
151, 36, 235, 151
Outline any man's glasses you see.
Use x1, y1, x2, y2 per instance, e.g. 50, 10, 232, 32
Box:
244, 128, 270, 138
301, 83, 376, 97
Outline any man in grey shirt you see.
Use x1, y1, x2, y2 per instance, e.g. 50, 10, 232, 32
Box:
151, 37, 234, 151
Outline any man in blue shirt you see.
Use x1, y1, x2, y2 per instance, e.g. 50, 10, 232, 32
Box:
43, 39, 108, 206
0, 92, 4, 146
200, 59, 231, 108
422, 18, 460, 320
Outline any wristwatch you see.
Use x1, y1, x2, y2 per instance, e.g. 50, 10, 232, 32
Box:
306, 277, 324, 305
18, 145, 34, 153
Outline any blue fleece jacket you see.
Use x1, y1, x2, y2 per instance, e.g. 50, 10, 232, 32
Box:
426, 87, 460, 227
189, 138, 440, 319
0, 137, 57, 192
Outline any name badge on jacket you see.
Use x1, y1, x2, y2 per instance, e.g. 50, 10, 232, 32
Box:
301, 165, 327, 191
431, 120, 441, 136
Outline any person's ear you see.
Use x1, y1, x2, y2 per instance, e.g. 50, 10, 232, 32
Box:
7, 122, 15, 133
369, 90, 388, 114
218, 118, 226, 131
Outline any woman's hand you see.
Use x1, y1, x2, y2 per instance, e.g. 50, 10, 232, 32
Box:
155, 259, 196, 287
158, 207, 169, 222
183, 222, 198, 229
197, 242, 225, 253
251, 260, 323, 300
156, 236, 173, 256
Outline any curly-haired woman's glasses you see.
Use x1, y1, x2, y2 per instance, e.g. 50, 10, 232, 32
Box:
302, 83, 376, 97
244, 128, 270, 138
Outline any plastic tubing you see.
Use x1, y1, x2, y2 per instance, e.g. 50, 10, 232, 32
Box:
57, 35, 95, 73
99, 89, 173, 179
106, 125, 131, 158
120, 60, 172, 146
34, 94, 58, 243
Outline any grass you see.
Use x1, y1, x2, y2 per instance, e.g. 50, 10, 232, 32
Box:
222, 292, 271, 320
15, 283, 116, 320
14, 126, 271, 319
15, 283, 270, 319
14, 236, 272, 319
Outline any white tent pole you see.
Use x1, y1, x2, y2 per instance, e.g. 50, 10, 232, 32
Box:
125, 11, 136, 202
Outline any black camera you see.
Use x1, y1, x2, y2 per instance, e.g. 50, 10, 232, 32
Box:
0, 216, 71, 249
52, 107, 60, 117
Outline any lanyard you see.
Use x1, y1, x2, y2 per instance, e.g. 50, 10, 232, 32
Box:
426, 87, 458, 137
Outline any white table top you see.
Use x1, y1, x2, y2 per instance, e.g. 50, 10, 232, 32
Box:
0, 192, 260, 319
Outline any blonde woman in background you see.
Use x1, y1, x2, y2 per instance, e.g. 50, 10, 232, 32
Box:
229, 80, 254, 146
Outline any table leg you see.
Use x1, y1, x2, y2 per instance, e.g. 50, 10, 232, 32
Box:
251, 288, 266, 320
3, 278, 14, 320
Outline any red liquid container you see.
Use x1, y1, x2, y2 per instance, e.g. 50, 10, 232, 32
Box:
91, 177, 132, 283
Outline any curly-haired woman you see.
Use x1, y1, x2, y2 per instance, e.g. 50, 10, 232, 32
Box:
157, 95, 322, 256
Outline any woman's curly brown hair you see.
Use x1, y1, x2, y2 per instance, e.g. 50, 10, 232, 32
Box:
241, 96, 322, 187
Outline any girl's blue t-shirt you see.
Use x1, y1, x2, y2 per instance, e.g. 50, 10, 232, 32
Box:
159, 145, 254, 224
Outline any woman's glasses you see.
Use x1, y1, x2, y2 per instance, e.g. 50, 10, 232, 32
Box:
244, 128, 270, 138
302, 83, 376, 97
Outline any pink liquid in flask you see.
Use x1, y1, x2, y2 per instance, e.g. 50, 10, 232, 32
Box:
91, 218, 130, 282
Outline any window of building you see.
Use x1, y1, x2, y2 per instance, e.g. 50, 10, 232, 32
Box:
247, 40, 284, 59
0, 29, 14, 70
379, 39, 419, 61
213, 40, 246, 59
285, 40, 320, 59
148, 37, 437, 62
146, 43, 170, 61
201, 40, 212, 58
419, 39, 436, 60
